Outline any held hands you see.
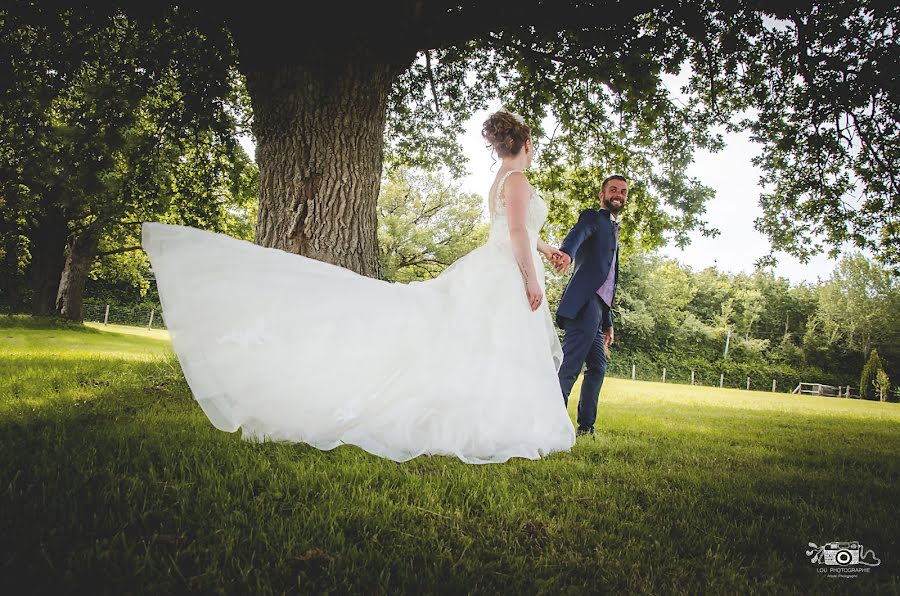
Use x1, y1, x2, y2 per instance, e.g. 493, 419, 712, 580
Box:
547, 249, 571, 273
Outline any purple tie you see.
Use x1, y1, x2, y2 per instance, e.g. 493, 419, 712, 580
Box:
596, 220, 618, 307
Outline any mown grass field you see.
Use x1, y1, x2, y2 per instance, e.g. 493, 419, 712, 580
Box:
1, 316, 897, 594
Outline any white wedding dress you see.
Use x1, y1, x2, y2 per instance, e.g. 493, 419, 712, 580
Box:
141, 170, 576, 463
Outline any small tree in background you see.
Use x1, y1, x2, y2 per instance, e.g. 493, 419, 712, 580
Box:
859, 348, 884, 401
873, 370, 891, 403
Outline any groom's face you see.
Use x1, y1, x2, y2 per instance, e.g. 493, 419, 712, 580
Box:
600, 180, 628, 214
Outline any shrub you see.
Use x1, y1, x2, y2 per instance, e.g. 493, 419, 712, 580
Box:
873, 369, 891, 402
860, 348, 884, 401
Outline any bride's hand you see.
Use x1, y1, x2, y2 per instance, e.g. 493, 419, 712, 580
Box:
540, 245, 560, 261
526, 280, 543, 311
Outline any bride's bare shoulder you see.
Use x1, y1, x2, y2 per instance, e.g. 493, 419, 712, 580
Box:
501, 171, 531, 202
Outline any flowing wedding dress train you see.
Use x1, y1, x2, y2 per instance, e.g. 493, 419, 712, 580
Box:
141, 170, 575, 463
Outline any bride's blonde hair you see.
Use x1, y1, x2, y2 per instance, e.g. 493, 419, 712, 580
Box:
482, 109, 531, 158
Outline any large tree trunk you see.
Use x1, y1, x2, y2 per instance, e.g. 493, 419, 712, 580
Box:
244, 59, 410, 277
56, 227, 101, 321
28, 209, 69, 316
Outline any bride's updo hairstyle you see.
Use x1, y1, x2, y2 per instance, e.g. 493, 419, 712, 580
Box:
482, 109, 531, 158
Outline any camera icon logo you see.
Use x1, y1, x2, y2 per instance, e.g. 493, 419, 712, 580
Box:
807, 541, 881, 567
822, 542, 860, 566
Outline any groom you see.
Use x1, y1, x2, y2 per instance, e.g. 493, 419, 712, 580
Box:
552, 175, 628, 436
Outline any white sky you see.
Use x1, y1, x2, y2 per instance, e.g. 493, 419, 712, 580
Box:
239, 90, 852, 286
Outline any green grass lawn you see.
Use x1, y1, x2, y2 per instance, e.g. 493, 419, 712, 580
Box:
1, 316, 898, 594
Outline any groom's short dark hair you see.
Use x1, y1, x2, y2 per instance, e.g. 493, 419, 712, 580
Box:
601, 175, 628, 191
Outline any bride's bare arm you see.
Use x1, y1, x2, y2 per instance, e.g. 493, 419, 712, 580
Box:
503, 172, 542, 311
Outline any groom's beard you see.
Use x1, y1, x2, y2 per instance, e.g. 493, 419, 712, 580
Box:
602, 195, 626, 214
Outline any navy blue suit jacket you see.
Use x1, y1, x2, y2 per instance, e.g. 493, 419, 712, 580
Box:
556, 208, 618, 329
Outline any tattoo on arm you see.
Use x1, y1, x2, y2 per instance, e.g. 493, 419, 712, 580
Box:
517, 258, 530, 283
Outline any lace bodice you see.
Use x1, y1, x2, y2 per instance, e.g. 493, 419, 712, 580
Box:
488, 170, 549, 244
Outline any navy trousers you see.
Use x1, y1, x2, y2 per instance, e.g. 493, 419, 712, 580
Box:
557, 294, 609, 430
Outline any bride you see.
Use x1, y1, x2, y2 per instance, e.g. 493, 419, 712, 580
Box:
142, 109, 576, 464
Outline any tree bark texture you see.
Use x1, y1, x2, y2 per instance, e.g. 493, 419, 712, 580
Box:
245, 60, 410, 278
55, 227, 101, 321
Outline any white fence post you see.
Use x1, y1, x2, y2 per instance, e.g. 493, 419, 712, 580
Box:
147, 309, 154, 330
104, 304, 109, 325
691, 371, 695, 385
720, 373, 724, 388
662, 368, 667, 383
631, 364, 635, 381
772, 379, 777, 392
746, 376, 750, 390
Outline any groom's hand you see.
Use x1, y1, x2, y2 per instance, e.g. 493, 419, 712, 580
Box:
603, 327, 614, 348
554, 251, 571, 273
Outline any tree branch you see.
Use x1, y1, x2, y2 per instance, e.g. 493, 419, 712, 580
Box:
395, 256, 450, 269
499, 38, 620, 94
412, 201, 444, 225
97, 246, 143, 257
849, 110, 899, 197
425, 50, 441, 116
409, 0, 672, 53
